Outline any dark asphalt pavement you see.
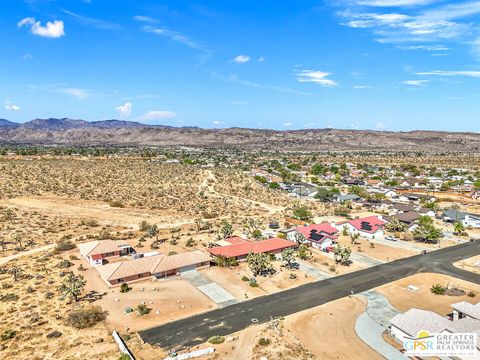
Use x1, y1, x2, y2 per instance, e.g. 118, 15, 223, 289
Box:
139, 240, 480, 349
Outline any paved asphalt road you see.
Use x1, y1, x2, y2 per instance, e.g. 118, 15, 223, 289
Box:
140, 240, 480, 349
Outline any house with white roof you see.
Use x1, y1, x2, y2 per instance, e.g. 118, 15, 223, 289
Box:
77, 240, 134, 266
389, 301, 480, 359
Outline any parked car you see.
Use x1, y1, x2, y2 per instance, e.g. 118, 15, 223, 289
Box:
385, 235, 397, 241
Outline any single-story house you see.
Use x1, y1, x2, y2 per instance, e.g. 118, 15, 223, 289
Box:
389, 301, 480, 359
368, 188, 397, 198
336, 215, 386, 239
287, 223, 338, 250
419, 207, 436, 217
78, 240, 135, 266
397, 192, 436, 204
384, 212, 420, 230
341, 178, 364, 186
208, 237, 295, 261
334, 194, 362, 203
96, 250, 211, 286
391, 202, 418, 214
443, 210, 480, 229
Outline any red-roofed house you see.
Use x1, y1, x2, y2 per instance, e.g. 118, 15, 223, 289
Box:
336, 215, 386, 239
286, 223, 338, 251
208, 237, 295, 261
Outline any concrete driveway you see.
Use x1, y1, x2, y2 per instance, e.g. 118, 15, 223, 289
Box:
181, 270, 238, 308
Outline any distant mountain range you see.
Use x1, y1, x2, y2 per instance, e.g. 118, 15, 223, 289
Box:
0, 118, 479, 153
0, 118, 185, 130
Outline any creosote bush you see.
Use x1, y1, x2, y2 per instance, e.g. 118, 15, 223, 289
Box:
208, 335, 225, 344
65, 306, 108, 329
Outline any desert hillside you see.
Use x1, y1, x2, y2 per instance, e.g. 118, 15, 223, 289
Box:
0, 119, 479, 152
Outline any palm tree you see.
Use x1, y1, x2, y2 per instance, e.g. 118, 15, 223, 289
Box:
59, 272, 86, 302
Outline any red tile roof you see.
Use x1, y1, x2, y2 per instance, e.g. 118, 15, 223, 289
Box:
224, 237, 248, 245
295, 223, 338, 240
208, 238, 295, 258
340, 216, 385, 234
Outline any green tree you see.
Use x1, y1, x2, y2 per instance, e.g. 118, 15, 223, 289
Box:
292, 205, 312, 221
333, 244, 352, 266
268, 182, 280, 190
314, 187, 335, 202
219, 221, 233, 239
453, 222, 466, 236
413, 216, 443, 244
59, 272, 86, 302
297, 244, 310, 260
247, 252, 273, 276
147, 224, 159, 241
281, 248, 296, 269
385, 218, 407, 232
474, 180, 480, 190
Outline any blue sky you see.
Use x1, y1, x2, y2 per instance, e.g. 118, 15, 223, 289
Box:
1, 0, 480, 131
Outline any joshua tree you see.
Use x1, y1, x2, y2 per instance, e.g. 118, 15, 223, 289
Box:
247, 252, 273, 276
194, 218, 203, 233
281, 248, 296, 269
59, 272, 86, 302
8, 266, 21, 282
147, 224, 159, 241
219, 221, 233, 239
333, 245, 352, 266
0, 237, 6, 253
12, 233, 22, 249
244, 219, 262, 238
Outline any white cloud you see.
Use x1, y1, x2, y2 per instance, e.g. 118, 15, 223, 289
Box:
353, 85, 373, 89
416, 70, 480, 77
283, 122, 292, 127
213, 72, 311, 95
18, 17, 65, 38
58, 88, 89, 100
17, 17, 35, 27
133, 15, 155, 23
257, 56, 265, 62
5, 103, 20, 111
375, 122, 386, 130
350, 123, 359, 129
212, 120, 225, 125
358, 0, 437, 6
62, 9, 120, 30
403, 79, 429, 86
21, 53, 33, 60
116, 102, 132, 118
138, 110, 177, 121
339, 1, 480, 46
234, 55, 250, 63
142, 25, 204, 51
297, 70, 338, 86
397, 44, 449, 51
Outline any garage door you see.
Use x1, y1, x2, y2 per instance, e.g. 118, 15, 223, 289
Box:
179, 264, 197, 273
